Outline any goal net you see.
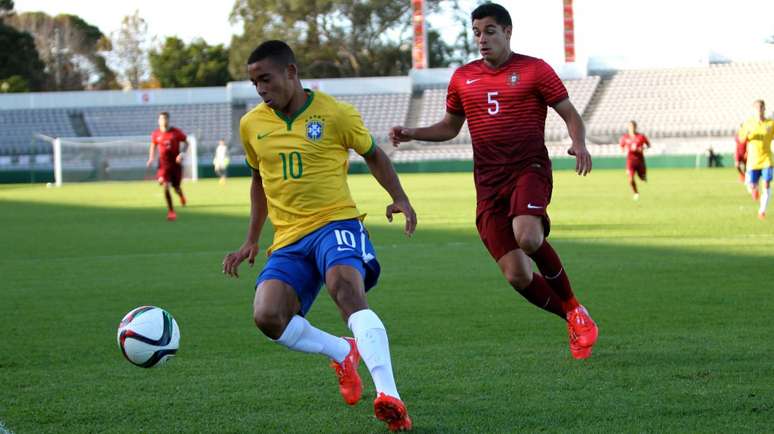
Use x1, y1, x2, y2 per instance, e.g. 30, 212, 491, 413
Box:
39, 134, 198, 186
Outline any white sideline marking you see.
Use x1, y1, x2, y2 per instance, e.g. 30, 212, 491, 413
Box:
0, 420, 13, 434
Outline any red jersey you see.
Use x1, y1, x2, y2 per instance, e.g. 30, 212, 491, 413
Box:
446, 53, 568, 200
735, 133, 748, 162
151, 127, 187, 167
619, 133, 649, 160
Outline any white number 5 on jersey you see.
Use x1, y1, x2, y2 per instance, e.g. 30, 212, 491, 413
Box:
487, 92, 500, 115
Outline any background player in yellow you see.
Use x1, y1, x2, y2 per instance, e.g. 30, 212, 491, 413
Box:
222, 40, 416, 432
740, 99, 774, 219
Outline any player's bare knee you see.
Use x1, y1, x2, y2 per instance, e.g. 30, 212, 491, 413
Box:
252, 306, 289, 339
515, 232, 542, 255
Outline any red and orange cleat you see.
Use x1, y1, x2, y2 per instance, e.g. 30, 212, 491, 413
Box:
374, 393, 412, 432
567, 305, 598, 359
167, 210, 177, 221
330, 337, 362, 405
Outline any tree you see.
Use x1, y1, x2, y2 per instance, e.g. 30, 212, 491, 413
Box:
149, 37, 231, 88
7, 12, 117, 90
0, 0, 13, 19
228, 0, 443, 79
0, 22, 45, 91
111, 10, 150, 89
428, 28, 456, 68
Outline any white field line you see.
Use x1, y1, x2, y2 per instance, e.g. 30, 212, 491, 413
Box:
0, 419, 13, 434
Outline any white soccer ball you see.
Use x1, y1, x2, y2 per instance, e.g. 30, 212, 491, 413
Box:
117, 306, 180, 368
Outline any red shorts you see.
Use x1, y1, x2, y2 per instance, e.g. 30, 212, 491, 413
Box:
734, 151, 747, 165
157, 164, 182, 188
475, 165, 552, 261
626, 158, 646, 180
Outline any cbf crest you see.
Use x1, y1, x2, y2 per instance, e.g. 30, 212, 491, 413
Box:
508, 72, 519, 86
305, 115, 325, 141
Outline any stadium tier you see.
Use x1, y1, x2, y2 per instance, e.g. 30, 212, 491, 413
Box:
2, 61, 774, 162
0, 109, 76, 155
82, 103, 232, 154
586, 62, 774, 141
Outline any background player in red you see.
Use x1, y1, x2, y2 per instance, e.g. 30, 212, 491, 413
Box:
734, 123, 748, 184
619, 120, 650, 200
147, 111, 188, 221
389, 3, 598, 359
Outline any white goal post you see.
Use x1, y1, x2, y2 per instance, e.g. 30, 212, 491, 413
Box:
40, 134, 198, 186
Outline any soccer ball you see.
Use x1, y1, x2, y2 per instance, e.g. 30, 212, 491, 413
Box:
117, 306, 180, 368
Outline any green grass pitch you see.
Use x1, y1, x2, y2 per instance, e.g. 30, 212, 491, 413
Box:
1, 167, 772, 433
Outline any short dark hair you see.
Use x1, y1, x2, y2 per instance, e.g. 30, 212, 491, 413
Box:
247, 40, 296, 68
471, 3, 512, 28
159, 111, 169, 118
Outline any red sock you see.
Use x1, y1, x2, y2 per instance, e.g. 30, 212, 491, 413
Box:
516, 273, 566, 319
164, 189, 174, 211
528, 241, 579, 313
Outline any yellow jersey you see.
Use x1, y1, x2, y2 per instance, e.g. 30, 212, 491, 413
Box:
240, 90, 376, 254
741, 117, 774, 170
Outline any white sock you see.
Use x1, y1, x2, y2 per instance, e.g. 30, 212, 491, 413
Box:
348, 309, 400, 399
274, 315, 350, 363
760, 188, 771, 214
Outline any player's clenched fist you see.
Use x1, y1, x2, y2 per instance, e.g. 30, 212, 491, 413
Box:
389, 126, 413, 147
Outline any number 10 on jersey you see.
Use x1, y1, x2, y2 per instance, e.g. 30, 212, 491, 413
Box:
279, 151, 303, 180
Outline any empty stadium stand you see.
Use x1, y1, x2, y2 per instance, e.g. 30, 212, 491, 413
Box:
82, 103, 232, 154
3, 61, 774, 166
585, 62, 774, 141
0, 109, 76, 155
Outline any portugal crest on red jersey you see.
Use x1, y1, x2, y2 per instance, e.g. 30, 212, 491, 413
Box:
508, 72, 519, 86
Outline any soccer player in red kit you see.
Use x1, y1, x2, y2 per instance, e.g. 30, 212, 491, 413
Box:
619, 120, 650, 200
734, 123, 748, 183
147, 112, 188, 221
390, 3, 598, 359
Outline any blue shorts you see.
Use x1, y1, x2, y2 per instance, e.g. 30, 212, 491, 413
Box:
746, 167, 773, 184
256, 219, 381, 316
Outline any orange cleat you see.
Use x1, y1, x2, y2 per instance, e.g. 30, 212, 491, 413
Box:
167, 210, 177, 221
758, 212, 766, 220
374, 393, 412, 432
567, 305, 598, 360
330, 337, 362, 405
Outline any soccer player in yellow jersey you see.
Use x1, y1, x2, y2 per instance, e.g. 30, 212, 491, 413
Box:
222, 40, 416, 431
740, 99, 774, 219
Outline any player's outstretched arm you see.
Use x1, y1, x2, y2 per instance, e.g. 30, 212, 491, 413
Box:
176, 140, 189, 164
389, 112, 465, 147
146, 142, 155, 167
554, 98, 592, 176
223, 169, 267, 278
363, 146, 417, 236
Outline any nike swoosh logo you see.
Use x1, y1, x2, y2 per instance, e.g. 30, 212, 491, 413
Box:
527, 203, 544, 209
466, 79, 481, 85
257, 128, 281, 140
